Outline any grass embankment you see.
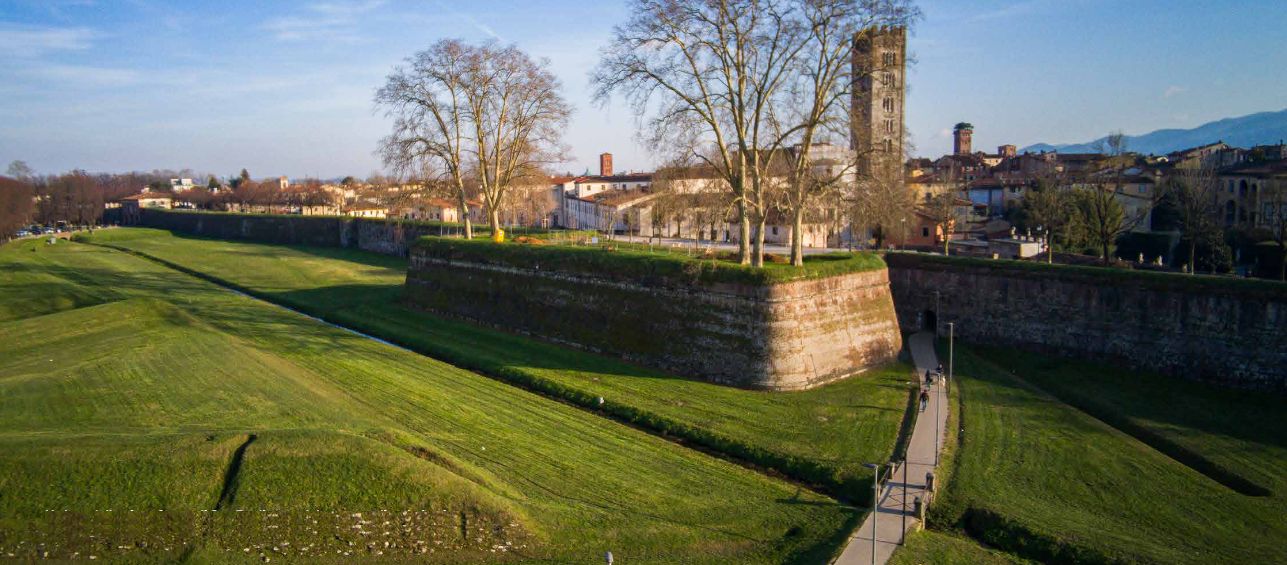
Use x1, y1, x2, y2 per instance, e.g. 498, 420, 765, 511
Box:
0, 237, 854, 563
416, 234, 887, 285
909, 344, 1286, 564
80, 228, 911, 502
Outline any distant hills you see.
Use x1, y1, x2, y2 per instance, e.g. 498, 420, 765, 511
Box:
1021, 108, 1287, 155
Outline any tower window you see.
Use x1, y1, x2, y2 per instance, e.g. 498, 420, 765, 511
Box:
882, 97, 894, 112
882, 52, 895, 66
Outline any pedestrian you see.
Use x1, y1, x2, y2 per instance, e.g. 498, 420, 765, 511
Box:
924, 369, 933, 387
919, 389, 929, 412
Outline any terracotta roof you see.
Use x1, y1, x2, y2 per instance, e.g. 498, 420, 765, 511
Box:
120, 193, 172, 201
577, 173, 653, 183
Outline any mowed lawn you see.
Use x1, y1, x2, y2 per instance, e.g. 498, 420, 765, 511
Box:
0, 238, 856, 563
913, 344, 1286, 565
80, 228, 912, 500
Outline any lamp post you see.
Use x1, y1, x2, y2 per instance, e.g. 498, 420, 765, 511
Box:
901, 457, 908, 545
863, 462, 881, 565
948, 322, 955, 388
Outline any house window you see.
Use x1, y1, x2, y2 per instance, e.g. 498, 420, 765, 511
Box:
771, 226, 779, 235
922, 227, 929, 237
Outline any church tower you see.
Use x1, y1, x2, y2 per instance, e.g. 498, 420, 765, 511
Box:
852, 26, 907, 179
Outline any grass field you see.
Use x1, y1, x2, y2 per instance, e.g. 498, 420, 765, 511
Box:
910, 344, 1287, 564
0, 236, 860, 563
78, 228, 912, 501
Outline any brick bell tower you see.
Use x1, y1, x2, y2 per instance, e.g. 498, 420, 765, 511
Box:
852, 25, 907, 179
953, 123, 974, 155
599, 153, 613, 176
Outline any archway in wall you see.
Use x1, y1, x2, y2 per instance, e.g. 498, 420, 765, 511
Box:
923, 310, 937, 332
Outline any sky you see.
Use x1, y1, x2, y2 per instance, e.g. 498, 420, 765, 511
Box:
1, 0, 1285, 180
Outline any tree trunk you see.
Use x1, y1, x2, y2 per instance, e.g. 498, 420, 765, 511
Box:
457, 191, 473, 239
738, 201, 751, 265
942, 225, 950, 255
752, 218, 766, 267
1189, 240, 1197, 274
790, 207, 804, 267
488, 206, 501, 240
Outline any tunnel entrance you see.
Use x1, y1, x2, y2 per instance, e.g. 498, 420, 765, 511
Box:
923, 310, 937, 332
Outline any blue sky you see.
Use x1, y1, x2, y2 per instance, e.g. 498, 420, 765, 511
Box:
1, 0, 1284, 179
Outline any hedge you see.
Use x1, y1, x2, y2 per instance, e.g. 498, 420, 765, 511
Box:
884, 251, 1287, 298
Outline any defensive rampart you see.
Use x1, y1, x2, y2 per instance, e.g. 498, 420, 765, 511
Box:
885, 253, 1287, 390
405, 240, 904, 390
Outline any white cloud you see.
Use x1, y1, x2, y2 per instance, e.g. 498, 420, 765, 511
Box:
25, 64, 141, 87
963, 0, 1047, 24
0, 24, 96, 57
263, 0, 386, 43
1163, 85, 1187, 98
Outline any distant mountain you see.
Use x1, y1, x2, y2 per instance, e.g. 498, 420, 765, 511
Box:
1021, 108, 1287, 155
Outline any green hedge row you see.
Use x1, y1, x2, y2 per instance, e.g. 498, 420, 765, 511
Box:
413, 236, 886, 287
93, 240, 881, 507
884, 251, 1287, 297
963, 507, 1129, 565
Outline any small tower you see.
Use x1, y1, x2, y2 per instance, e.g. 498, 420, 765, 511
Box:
953, 123, 974, 156
599, 153, 613, 177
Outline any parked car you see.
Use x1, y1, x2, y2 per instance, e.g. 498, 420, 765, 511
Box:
15, 230, 30, 237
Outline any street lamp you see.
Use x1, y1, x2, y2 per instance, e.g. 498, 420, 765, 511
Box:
863, 462, 881, 565
948, 322, 955, 388
900, 457, 908, 545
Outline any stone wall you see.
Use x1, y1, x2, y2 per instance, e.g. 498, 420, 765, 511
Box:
885, 253, 1287, 391
138, 209, 447, 257
405, 249, 903, 390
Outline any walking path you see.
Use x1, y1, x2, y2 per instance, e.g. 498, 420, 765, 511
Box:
834, 332, 949, 565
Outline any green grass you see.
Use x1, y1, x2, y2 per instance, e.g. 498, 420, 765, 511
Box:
888, 530, 1033, 565
415, 234, 887, 286
0, 236, 858, 563
78, 228, 911, 502
974, 346, 1287, 497
924, 343, 1287, 564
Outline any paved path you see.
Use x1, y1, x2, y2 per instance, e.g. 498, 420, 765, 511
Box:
835, 332, 949, 565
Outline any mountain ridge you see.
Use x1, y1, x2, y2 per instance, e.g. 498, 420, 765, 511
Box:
1020, 108, 1287, 155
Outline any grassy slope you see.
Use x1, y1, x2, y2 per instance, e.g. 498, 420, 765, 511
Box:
888, 530, 1033, 565
974, 346, 1287, 496
0, 238, 853, 563
82, 228, 910, 499
929, 344, 1286, 564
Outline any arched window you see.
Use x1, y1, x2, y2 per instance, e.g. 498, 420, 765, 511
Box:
1239, 180, 1248, 197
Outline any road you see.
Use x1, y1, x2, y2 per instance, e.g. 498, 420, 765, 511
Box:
834, 332, 950, 565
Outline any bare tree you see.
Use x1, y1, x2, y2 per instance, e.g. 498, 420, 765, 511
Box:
378, 40, 570, 240
1024, 172, 1074, 263
1262, 181, 1287, 281
377, 40, 477, 237
921, 172, 965, 255
1077, 132, 1151, 265
1163, 164, 1222, 274
595, 0, 808, 266
0, 176, 36, 239
846, 148, 912, 248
